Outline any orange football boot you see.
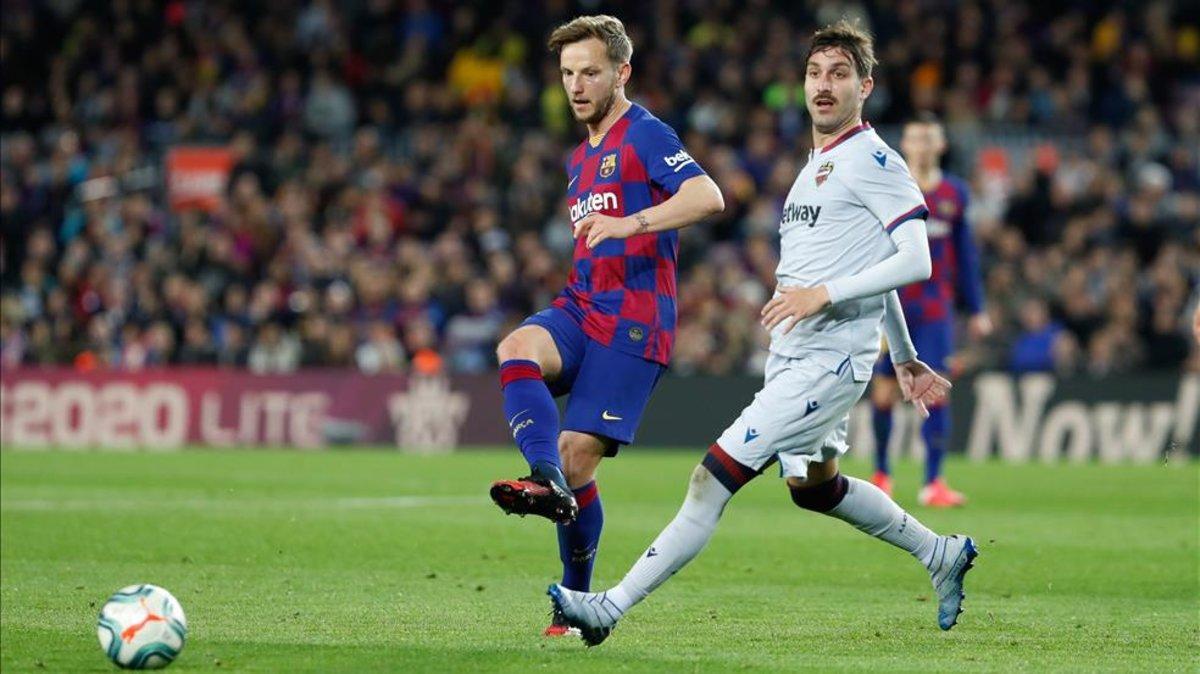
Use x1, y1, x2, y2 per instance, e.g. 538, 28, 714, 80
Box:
918, 478, 967, 508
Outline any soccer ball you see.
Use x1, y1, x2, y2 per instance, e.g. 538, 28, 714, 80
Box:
96, 584, 187, 669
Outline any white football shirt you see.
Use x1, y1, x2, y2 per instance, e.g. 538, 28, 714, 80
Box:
769, 123, 928, 381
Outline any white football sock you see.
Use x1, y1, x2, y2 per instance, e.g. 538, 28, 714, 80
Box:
607, 466, 734, 613
826, 476, 940, 566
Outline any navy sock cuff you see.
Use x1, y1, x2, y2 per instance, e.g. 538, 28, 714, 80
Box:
702, 444, 759, 493
790, 473, 849, 512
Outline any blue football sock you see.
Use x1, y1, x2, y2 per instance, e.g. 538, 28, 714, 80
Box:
923, 404, 949, 485
872, 404, 893, 475
500, 360, 560, 469
557, 481, 603, 591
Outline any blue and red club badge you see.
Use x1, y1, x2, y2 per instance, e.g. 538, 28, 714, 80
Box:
600, 153, 618, 178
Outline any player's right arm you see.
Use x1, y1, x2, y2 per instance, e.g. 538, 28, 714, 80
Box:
822, 218, 932, 303
760, 145, 932, 331
760, 221, 931, 331
824, 144, 933, 302
948, 180, 992, 339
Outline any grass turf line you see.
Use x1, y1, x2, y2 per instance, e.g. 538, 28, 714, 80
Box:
1, 449, 1197, 672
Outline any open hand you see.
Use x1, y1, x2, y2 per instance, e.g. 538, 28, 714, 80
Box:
895, 359, 952, 419
760, 286, 831, 333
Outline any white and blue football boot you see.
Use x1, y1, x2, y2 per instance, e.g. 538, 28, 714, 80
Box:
927, 534, 979, 630
547, 584, 621, 646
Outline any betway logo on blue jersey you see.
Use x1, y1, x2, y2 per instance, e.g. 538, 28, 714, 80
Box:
570, 191, 620, 223
782, 202, 822, 227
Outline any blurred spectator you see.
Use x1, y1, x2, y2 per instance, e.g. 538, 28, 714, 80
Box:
443, 279, 504, 373
305, 69, 357, 140
176, 318, 218, 365
248, 323, 300, 374
1009, 299, 1065, 373
218, 323, 250, 369
355, 320, 406, 374
0, 1, 1196, 377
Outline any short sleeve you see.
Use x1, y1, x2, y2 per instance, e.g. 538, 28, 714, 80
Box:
847, 145, 928, 233
627, 118, 707, 196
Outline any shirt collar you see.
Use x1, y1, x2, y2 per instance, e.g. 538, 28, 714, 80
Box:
819, 122, 871, 154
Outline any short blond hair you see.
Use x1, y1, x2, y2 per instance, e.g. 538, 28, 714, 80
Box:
547, 15, 633, 65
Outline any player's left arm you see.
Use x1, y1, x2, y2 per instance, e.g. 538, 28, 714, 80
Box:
882, 291, 951, 417
577, 175, 723, 248
950, 182, 992, 339
575, 120, 723, 248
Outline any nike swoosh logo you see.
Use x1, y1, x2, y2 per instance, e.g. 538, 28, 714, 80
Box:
601, 411, 623, 421
508, 409, 530, 426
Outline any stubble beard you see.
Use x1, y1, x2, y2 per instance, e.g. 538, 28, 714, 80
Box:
813, 101, 860, 136
580, 85, 618, 126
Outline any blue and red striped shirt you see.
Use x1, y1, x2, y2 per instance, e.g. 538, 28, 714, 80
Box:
898, 175, 985, 323
553, 103, 707, 365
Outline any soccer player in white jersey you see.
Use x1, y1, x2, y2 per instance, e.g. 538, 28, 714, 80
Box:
549, 20, 978, 646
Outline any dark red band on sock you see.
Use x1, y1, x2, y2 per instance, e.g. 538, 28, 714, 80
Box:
499, 360, 543, 387
573, 481, 599, 509
702, 443, 758, 493
789, 473, 849, 512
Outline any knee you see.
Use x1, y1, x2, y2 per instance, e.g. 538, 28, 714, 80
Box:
496, 332, 527, 364
680, 464, 732, 523
871, 380, 897, 409
561, 458, 592, 487
559, 436, 605, 487
788, 474, 849, 512
686, 464, 714, 500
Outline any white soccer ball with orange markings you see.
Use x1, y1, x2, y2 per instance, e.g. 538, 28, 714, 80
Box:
96, 584, 187, 669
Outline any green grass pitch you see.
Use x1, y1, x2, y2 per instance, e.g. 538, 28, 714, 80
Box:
1, 449, 1197, 672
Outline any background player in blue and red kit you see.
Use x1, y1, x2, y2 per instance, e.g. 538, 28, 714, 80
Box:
488, 16, 724, 635
870, 114, 992, 507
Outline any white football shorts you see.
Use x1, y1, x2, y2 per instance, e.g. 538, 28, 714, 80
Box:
716, 350, 869, 480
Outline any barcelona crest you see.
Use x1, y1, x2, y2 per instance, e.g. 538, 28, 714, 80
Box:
815, 161, 835, 187
599, 153, 617, 178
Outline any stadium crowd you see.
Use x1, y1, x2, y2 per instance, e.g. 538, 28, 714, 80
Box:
2, 0, 1197, 376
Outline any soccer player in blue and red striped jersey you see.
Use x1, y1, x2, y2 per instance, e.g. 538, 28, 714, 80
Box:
488, 15, 723, 635
870, 113, 991, 507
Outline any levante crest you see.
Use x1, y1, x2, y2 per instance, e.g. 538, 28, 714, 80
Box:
815, 161, 835, 187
